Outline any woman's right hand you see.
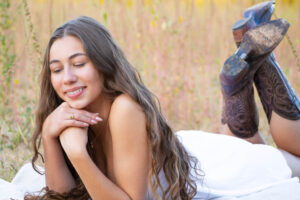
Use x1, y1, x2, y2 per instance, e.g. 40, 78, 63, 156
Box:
42, 102, 102, 139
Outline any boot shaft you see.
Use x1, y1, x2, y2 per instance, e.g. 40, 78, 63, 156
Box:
254, 55, 300, 122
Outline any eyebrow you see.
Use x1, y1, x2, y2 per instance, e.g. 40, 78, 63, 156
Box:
49, 52, 87, 65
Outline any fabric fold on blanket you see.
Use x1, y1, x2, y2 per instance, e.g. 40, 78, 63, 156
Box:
0, 163, 45, 200
176, 130, 298, 198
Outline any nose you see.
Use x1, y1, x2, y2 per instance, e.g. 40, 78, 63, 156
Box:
63, 67, 77, 84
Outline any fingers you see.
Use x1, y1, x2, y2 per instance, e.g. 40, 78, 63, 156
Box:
60, 102, 103, 128
67, 110, 103, 126
64, 119, 90, 128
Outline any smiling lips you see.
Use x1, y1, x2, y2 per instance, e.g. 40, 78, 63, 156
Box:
65, 86, 86, 99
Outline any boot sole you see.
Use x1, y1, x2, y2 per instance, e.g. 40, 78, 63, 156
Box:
232, 1, 275, 46
237, 18, 290, 61
244, 1, 275, 24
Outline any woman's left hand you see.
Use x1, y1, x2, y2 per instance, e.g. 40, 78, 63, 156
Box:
59, 127, 89, 159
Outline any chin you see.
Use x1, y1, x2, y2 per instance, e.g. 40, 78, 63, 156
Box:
68, 101, 89, 109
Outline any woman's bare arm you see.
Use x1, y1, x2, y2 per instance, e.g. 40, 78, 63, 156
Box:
42, 102, 100, 192
64, 143, 132, 200
43, 135, 76, 192
108, 95, 150, 199
60, 94, 150, 199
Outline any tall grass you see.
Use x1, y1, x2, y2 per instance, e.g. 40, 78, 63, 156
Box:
0, 0, 300, 181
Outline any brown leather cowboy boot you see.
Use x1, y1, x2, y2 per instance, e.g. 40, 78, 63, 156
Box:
232, 1, 300, 123
221, 19, 289, 138
222, 1, 275, 129
232, 1, 275, 46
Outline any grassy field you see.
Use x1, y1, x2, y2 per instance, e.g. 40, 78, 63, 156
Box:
0, 0, 300, 181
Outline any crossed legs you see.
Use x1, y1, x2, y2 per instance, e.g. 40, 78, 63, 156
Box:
220, 1, 300, 177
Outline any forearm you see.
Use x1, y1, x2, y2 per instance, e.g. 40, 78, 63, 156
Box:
68, 151, 131, 200
43, 135, 76, 192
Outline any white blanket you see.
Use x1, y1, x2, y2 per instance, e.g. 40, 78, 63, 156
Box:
0, 163, 45, 200
176, 130, 300, 199
213, 180, 300, 200
0, 130, 299, 199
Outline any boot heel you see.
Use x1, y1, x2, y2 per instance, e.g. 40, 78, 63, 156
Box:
232, 17, 255, 47
220, 55, 250, 96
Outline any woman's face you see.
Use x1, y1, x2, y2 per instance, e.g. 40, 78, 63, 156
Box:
49, 35, 103, 109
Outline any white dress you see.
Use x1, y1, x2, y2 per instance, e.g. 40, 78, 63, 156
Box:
1, 130, 300, 200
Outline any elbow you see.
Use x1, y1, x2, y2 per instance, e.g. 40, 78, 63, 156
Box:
46, 181, 76, 194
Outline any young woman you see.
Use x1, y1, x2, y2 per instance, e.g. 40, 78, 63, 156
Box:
18, 15, 300, 200
27, 16, 199, 200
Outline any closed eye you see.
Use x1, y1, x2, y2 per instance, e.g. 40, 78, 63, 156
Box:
73, 63, 85, 67
52, 68, 62, 73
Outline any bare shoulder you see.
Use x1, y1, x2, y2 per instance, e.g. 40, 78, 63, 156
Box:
110, 94, 145, 120
111, 94, 144, 114
109, 94, 147, 137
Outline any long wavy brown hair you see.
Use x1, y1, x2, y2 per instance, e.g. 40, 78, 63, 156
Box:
26, 16, 202, 200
